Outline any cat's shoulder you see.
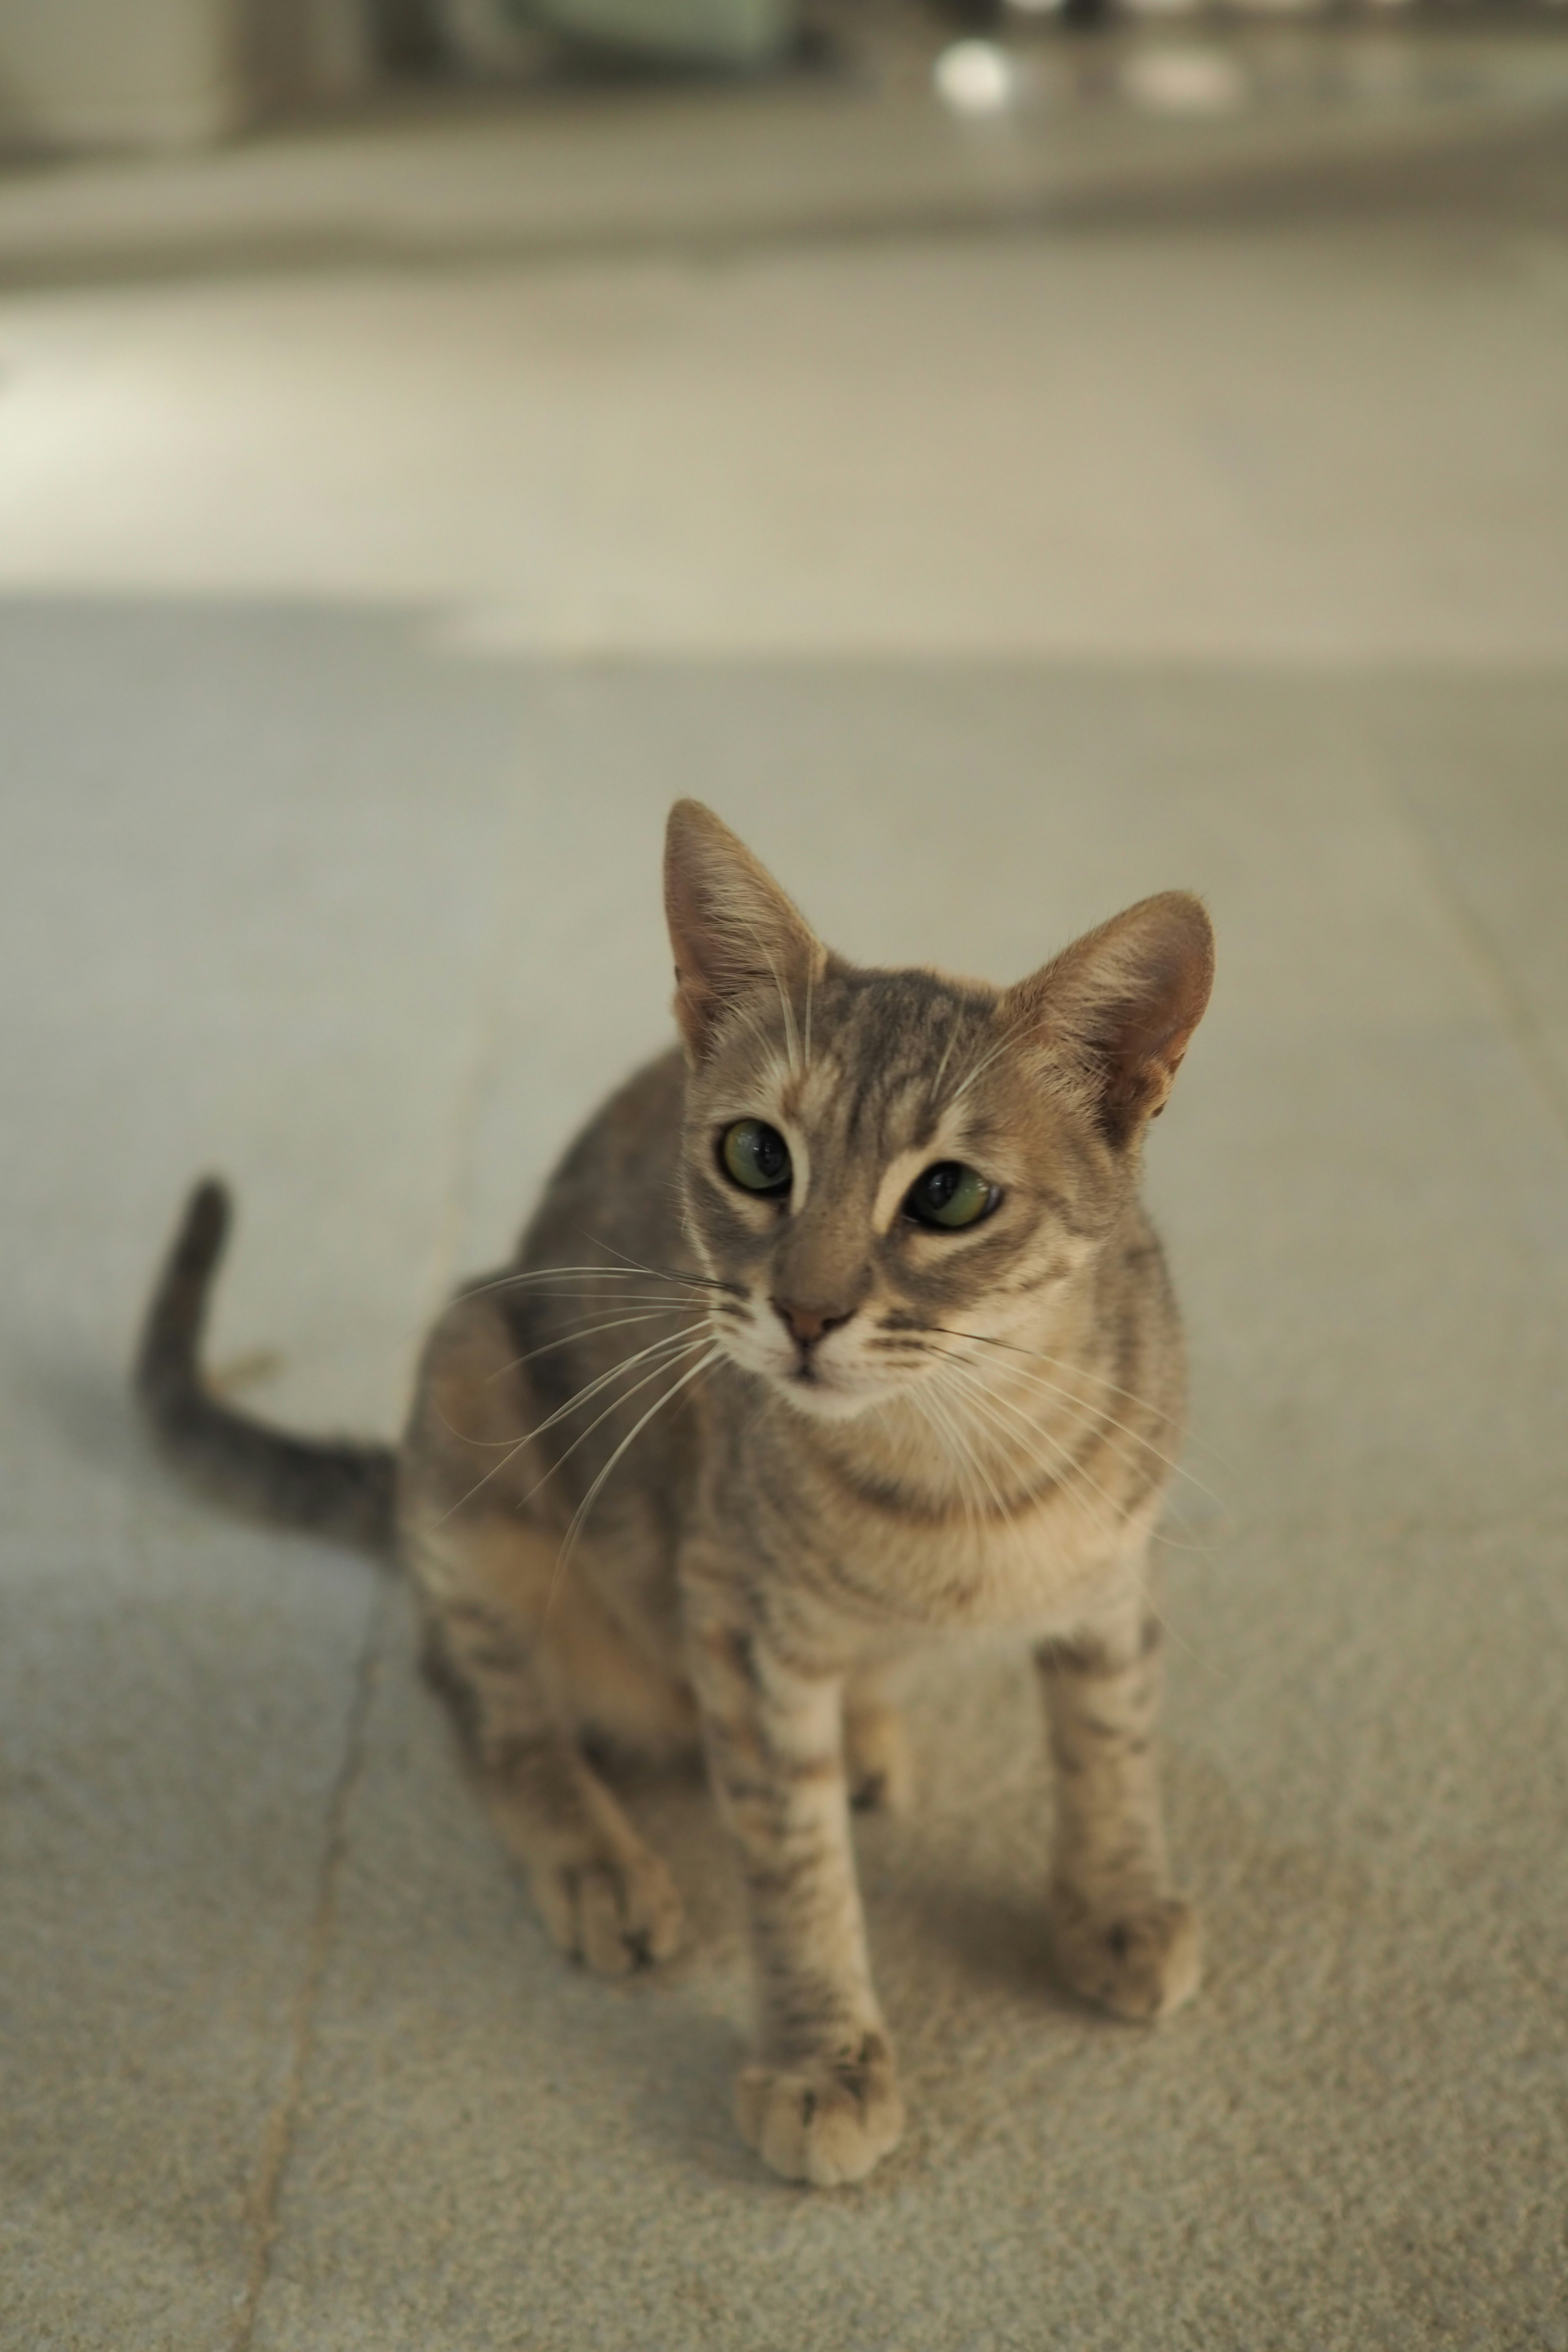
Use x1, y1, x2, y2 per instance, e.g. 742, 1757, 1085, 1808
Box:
518, 1043, 689, 1268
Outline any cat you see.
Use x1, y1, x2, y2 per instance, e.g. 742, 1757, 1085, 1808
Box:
137, 798, 1214, 2188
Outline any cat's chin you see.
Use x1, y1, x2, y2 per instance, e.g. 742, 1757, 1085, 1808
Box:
771, 1376, 886, 1425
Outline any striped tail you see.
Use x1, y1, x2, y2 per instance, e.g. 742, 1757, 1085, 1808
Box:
135, 1178, 396, 1559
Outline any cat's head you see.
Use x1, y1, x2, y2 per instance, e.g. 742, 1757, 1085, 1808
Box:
666, 801, 1213, 1424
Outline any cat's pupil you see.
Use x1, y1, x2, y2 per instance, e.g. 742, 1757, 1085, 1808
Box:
906, 1160, 994, 1230
721, 1119, 792, 1194
753, 1129, 787, 1182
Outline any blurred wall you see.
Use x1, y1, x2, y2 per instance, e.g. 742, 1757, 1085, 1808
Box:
0, 0, 374, 152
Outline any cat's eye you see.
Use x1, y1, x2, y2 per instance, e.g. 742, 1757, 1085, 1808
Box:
904, 1162, 997, 1231
720, 1119, 792, 1196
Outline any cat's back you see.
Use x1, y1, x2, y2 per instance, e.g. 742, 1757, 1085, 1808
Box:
492, 1047, 708, 1521
517, 1045, 691, 1283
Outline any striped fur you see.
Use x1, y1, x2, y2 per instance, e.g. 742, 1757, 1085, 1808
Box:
137, 801, 1214, 2188
137, 1179, 395, 1554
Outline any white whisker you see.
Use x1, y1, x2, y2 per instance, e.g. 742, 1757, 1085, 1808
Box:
734, 918, 802, 1078
932, 1352, 1126, 1551
455, 1265, 719, 1312
435, 1323, 708, 1512
491, 1289, 717, 1313
908, 1382, 988, 1554
944, 1004, 1044, 1110
570, 1234, 744, 1296
940, 1355, 1212, 1559
927, 1003, 966, 1106
922, 1321, 1232, 1508
485, 1304, 703, 1385
545, 1344, 725, 1621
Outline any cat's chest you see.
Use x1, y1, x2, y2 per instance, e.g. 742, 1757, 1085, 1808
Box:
733, 1446, 1140, 1640
844, 1480, 1130, 1633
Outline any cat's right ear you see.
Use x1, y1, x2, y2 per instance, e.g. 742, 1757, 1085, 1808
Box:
664, 801, 826, 1064
1002, 891, 1215, 1147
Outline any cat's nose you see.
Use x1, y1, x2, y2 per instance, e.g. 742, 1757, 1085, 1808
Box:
771, 1298, 853, 1350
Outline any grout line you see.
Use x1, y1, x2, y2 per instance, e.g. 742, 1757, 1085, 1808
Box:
229, 1581, 388, 2352
1388, 782, 1568, 1149
231, 736, 528, 2345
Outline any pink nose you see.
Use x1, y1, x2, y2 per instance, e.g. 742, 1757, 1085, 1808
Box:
771, 1298, 853, 1349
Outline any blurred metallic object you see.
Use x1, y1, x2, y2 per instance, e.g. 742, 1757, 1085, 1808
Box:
2, 0, 1565, 158
433, 0, 537, 72
527, 0, 796, 65
373, 0, 448, 70
933, 36, 1022, 110
246, 0, 379, 109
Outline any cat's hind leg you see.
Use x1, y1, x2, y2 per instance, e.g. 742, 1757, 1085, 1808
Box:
399, 1285, 690, 1976
412, 1513, 688, 1977
844, 1661, 913, 1815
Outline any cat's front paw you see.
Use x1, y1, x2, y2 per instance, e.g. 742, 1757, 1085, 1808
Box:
735, 2031, 904, 2187
1049, 1889, 1202, 2022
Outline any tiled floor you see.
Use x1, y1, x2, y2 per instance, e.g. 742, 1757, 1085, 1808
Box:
3, 47, 1567, 2352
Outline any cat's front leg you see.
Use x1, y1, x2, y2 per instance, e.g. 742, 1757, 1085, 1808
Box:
1036, 1580, 1201, 2023
685, 1586, 904, 2187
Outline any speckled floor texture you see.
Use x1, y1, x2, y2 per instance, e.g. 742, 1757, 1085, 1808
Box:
3, 59, 1568, 2352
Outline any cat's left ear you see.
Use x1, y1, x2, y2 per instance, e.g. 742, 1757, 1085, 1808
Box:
664, 800, 828, 1063
1003, 891, 1214, 1145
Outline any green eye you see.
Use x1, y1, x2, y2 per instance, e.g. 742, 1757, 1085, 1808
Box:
905, 1162, 997, 1231
721, 1119, 792, 1195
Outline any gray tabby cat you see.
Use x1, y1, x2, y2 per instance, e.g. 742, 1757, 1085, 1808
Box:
138, 800, 1214, 2187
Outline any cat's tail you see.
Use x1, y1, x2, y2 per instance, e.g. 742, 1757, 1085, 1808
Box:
135, 1178, 398, 1560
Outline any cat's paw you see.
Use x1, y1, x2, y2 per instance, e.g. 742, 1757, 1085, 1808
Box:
735, 2031, 905, 2187
1049, 1890, 1202, 2022
531, 1843, 686, 1978
845, 1704, 913, 1814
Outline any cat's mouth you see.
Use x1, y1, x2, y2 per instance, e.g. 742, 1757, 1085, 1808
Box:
710, 1302, 911, 1422
710, 1322, 876, 1420
767, 1343, 909, 1423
